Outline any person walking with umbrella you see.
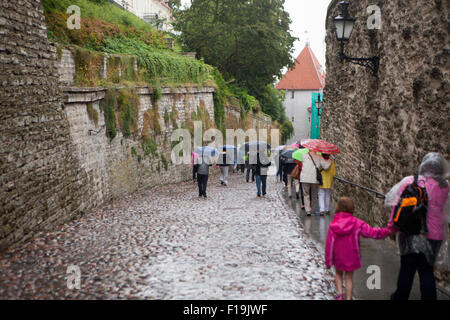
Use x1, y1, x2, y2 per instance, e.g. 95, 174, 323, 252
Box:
300, 139, 339, 216
249, 150, 271, 197
245, 151, 255, 183
219, 146, 236, 186
386, 152, 449, 300
191, 151, 199, 182
195, 147, 217, 198
280, 146, 299, 198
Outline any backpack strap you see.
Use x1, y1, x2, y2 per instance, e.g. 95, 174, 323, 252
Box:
309, 153, 318, 169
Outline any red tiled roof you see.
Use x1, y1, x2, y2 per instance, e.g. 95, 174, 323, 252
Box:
276, 44, 325, 90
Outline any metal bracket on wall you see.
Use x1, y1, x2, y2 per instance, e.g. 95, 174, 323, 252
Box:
88, 125, 105, 136
340, 43, 379, 77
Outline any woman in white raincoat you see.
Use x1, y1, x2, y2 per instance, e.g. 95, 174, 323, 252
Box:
385, 152, 449, 300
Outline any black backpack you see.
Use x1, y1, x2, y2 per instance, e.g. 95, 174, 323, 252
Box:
392, 175, 429, 235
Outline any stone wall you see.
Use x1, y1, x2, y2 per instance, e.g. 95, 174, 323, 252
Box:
62, 85, 216, 204
0, 0, 276, 251
322, 0, 449, 227
0, 0, 89, 249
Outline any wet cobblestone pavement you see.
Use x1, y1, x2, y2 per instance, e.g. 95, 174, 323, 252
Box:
0, 170, 336, 299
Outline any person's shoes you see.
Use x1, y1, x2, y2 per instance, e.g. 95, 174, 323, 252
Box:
199, 194, 202, 197
203, 194, 207, 198
257, 194, 261, 197
306, 212, 311, 216
246, 180, 249, 183
335, 294, 344, 300
221, 181, 224, 185
224, 182, 227, 186
319, 212, 324, 216
301, 205, 305, 209
262, 193, 266, 196
289, 195, 292, 199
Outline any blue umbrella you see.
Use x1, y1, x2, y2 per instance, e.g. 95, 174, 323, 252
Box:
194, 146, 218, 156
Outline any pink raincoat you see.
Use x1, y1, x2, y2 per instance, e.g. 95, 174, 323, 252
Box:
325, 212, 390, 271
387, 175, 449, 240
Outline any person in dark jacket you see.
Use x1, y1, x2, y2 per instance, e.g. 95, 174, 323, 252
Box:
245, 152, 255, 183
192, 152, 199, 182
218, 147, 236, 186
250, 151, 271, 197
282, 156, 296, 189
276, 150, 283, 182
197, 155, 212, 198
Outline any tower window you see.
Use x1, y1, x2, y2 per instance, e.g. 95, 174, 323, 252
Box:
291, 91, 295, 99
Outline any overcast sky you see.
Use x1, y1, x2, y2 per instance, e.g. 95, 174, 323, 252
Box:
180, 0, 332, 67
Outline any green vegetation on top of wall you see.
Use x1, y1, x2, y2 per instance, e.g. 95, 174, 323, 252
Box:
43, 0, 212, 87
42, 0, 160, 39
102, 36, 212, 85
43, 0, 281, 136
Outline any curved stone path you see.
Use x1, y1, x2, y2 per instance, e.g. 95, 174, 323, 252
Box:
0, 170, 336, 299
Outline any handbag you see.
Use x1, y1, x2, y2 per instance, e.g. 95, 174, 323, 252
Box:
309, 154, 323, 185
291, 164, 300, 180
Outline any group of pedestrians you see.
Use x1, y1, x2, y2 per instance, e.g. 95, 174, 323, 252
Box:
325, 152, 449, 300
277, 144, 337, 216
192, 146, 449, 301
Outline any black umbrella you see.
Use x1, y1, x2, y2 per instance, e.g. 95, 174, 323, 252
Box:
280, 149, 295, 164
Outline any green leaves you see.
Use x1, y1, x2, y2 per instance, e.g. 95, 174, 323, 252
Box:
102, 36, 211, 85
174, 0, 296, 92
174, 0, 296, 127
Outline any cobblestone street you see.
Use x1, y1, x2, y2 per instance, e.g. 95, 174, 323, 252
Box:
0, 170, 336, 300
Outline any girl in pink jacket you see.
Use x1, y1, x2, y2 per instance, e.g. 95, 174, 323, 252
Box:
325, 197, 391, 300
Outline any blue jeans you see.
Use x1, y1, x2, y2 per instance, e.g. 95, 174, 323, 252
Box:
246, 167, 254, 182
255, 175, 267, 196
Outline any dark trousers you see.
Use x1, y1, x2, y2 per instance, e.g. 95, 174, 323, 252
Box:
246, 167, 255, 182
299, 183, 305, 204
255, 175, 267, 195
283, 170, 288, 186
391, 253, 437, 300
277, 164, 282, 181
197, 174, 208, 196
193, 164, 199, 181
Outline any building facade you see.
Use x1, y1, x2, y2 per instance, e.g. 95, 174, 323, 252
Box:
276, 44, 326, 144
109, 0, 174, 31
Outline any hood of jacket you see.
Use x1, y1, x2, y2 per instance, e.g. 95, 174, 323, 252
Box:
329, 212, 356, 235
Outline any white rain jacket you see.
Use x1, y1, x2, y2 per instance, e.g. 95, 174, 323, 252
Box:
300, 152, 332, 184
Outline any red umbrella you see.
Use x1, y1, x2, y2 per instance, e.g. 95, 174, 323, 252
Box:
300, 139, 340, 154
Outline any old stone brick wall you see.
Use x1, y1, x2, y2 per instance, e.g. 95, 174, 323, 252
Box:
323, 0, 449, 227
0, 0, 276, 251
0, 0, 88, 249
62, 85, 216, 204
